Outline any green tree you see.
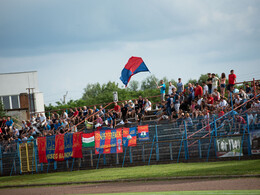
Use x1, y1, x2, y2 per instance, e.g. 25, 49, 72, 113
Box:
141, 75, 159, 90
128, 80, 139, 91
0, 101, 6, 117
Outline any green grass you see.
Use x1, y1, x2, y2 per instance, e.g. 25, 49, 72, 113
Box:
0, 160, 259, 187
85, 190, 260, 195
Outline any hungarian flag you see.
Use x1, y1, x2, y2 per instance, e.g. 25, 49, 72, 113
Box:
72, 132, 83, 158
123, 127, 137, 147
120, 56, 150, 87
37, 137, 48, 163
82, 133, 95, 147
138, 124, 149, 141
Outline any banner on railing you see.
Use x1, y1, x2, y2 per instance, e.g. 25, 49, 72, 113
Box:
82, 133, 95, 147
216, 136, 242, 157
138, 125, 149, 141
94, 128, 123, 154
54, 134, 65, 161
64, 133, 73, 160
37, 137, 48, 163
123, 127, 137, 147
72, 132, 83, 158
38, 133, 82, 163
250, 129, 260, 154
46, 135, 56, 162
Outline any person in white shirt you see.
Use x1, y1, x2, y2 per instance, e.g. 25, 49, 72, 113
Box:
168, 81, 176, 95
212, 73, 219, 91
202, 81, 208, 95
144, 98, 152, 114
218, 97, 228, 108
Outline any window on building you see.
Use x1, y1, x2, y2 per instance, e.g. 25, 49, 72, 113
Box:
2, 96, 10, 109
11, 95, 19, 109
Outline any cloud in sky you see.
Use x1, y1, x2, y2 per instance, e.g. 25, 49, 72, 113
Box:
0, 0, 259, 104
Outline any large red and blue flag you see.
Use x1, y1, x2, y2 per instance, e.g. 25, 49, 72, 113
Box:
120, 56, 150, 86
94, 128, 123, 154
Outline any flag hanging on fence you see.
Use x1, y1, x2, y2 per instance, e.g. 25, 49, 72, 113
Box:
82, 133, 95, 147
54, 134, 65, 161
138, 124, 149, 141
64, 133, 73, 160
46, 135, 56, 162
120, 56, 150, 87
72, 132, 83, 158
123, 127, 137, 147
37, 137, 48, 163
94, 128, 123, 154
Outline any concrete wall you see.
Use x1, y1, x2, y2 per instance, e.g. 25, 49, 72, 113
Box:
0, 71, 39, 96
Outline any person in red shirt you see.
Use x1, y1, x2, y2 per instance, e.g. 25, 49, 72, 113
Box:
228, 69, 236, 92
235, 115, 246, 134
114, 102, 121, 119
194, 83, 203, 97
207, 94, 214, 106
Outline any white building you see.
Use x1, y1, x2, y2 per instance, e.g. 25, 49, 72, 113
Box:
0, 71, 44, 120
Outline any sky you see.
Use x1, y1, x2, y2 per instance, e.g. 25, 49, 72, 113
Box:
0, 0, 260, 105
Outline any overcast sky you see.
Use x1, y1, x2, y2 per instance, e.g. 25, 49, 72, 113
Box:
0, 0, 259, 105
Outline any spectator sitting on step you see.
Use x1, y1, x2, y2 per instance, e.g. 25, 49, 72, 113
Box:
5, 116, 14, 133
121, 103, 128, 122
144, 98, 152, 115
114, 102, 122, 119
128, 100, 135, 118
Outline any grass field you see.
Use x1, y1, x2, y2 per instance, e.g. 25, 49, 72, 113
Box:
86, 190, 260, 195
0, 159, 259, 187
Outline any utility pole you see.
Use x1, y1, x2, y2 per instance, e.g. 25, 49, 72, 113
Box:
63, 91, 68, 104
26, 88, 35, 119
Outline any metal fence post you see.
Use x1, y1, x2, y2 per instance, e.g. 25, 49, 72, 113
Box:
17, 142, 22, 175
142, 144, 145, 162
155, 125, 160, 161
213, 116, 218, 158
246, 113, 252, 156
34, 140, 38, 173
198, 139, 202, 159
103, 154, 106, 165
169, 142, 173, 161
129, 147, 133, 163
184, 121, 189, 160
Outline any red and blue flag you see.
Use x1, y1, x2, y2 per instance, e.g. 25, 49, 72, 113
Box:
123, 127, 137, 147
120, 56, 150, 86
94, 128, 123, 154
138, 125, 149, 141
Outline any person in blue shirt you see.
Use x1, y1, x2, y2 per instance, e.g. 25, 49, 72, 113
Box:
5, 116, 14, 133
158, 80, 166, 102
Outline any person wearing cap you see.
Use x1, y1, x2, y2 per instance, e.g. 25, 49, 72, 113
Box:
128, 100, 135, 118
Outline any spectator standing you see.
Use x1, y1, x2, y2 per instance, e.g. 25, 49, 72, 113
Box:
212, 73, 219, 92
202, 81, 208, 95
177, 78, 184, 94
168, 81, 176, 95
220, 73, 226, 97
158, 80, 166, 101
194, 82, 203, 98
207, 73, 213, 94
228, 70, 236, 92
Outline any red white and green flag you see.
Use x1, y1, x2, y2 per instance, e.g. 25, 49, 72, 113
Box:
82, 133, 95, 147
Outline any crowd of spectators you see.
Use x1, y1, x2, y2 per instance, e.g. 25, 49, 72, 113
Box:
0, 70, 260, 150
